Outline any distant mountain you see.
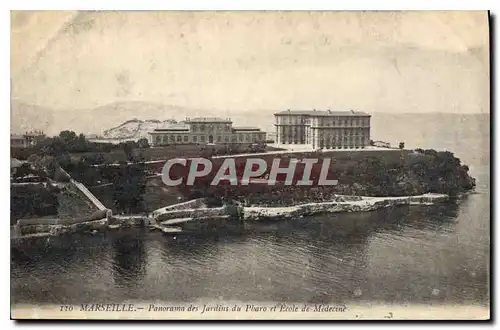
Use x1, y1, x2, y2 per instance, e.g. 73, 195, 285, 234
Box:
10, 100, 56, 135
10, 100, 203, 136
11, 100, 488, 143
102, 118, 177, 139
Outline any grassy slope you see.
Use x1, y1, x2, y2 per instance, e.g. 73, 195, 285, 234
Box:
57, 183, 99, 219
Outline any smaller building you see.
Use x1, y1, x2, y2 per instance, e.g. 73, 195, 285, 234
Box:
10, 158, 25, 176
10, 158, 45, 183
10, 134, 28, 148
148, 117, 266, 147
10, 131, 46, 148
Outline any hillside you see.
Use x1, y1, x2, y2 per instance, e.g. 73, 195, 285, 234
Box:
102, 118, 177, 139
10, 100, 56, 134
10, 100, 201, 136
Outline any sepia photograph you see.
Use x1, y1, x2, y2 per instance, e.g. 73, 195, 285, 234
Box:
10, 10, 490, 320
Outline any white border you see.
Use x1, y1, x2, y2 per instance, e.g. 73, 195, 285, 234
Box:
4, 1, 498, 10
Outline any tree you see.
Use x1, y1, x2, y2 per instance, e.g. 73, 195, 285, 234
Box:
112, 163, 147, 214
84, 152, 108, 165
59, 130, 78, 146
74, 133, 88, 152
24, 155, 57, 179
121, 142, 134, 161
137, 138, 150, 149
41, 137, 67, 156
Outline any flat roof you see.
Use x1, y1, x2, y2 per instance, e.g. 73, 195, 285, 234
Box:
150, 128, 189, 133
232, 127, 262, 131
274, 110, 370, 116
187, 117, 232, 123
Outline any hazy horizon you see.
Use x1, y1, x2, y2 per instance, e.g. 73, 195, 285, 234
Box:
10, 99, 489, 137
11, 98, 492, 114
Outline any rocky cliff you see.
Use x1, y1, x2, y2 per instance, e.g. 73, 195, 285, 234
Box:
102, 118, 177, 139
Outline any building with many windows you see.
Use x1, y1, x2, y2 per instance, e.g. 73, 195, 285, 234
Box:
274, 109, 371, 149
148, 117, 267, 147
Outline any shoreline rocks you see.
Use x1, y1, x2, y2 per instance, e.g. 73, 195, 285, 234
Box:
242, 193, 449, 221
11, 193, 450, 241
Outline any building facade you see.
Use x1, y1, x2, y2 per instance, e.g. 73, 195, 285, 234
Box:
274, 109, 371, 149
148, 117, 266, 147
10, 131, 46, 148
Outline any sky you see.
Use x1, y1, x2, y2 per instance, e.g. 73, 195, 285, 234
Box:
11, 11, 490, 119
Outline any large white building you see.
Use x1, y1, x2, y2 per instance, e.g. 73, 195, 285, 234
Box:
148, 117, 266, 147
274, 109, 371, 149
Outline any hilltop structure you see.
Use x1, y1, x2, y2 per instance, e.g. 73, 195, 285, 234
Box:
148, 117, 266, 147
274, 109, 371, 149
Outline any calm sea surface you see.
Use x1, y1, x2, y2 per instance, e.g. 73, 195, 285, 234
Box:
11, 113, 490, 306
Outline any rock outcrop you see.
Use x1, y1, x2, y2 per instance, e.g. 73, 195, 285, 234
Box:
242, 193, 449, 221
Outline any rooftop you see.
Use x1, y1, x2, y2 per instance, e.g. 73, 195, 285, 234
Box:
152, 122, 189, 130
152, 128, 189, 132
187, 117, 232, 123
11, 158, 25, 168
274, 109, 370, 117
232, 126, 261, 131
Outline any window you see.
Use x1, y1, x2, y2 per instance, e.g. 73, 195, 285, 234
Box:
177, 135, 182, 142
156, 136, 161, 145
163, 135, 168, 143
193, 135, 198, 143
246, 134, 250, 141
183, 135, 188, 142
217, 135, 222, 142
170, 135, 175, 142
200, 124, 206, 132
225, 125, 230, 132
239, 134, 243, 141
201, 135, 206, 142
224, 136, 229, 142
192, 125, 198, 132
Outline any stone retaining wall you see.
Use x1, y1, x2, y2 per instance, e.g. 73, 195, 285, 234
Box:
242, 193, 449, 220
